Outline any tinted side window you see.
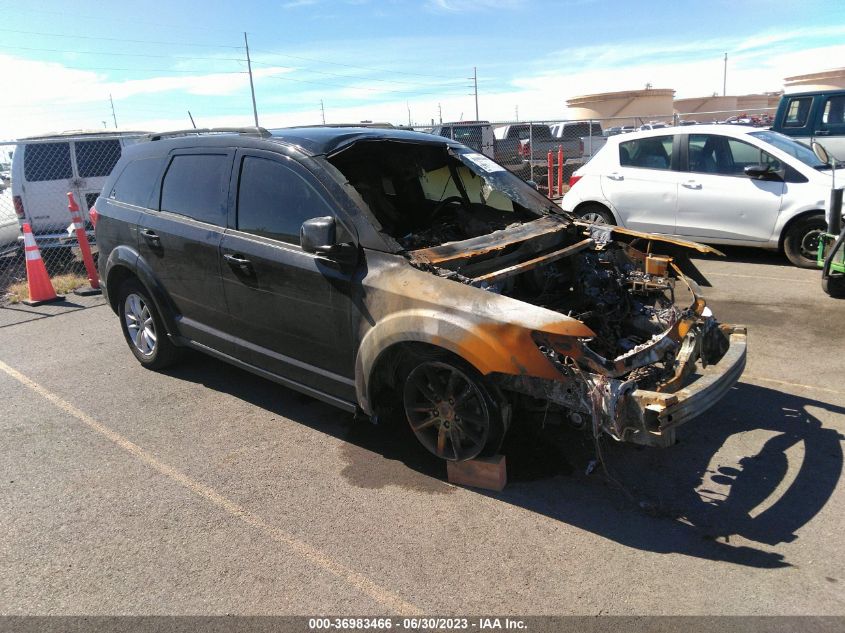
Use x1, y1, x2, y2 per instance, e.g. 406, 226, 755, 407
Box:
236, 156, 334, 244
75, 139, 122, 177
784, 97, 812, 128
160, 154, 229, 225
619, 135, 672, 170
23, 142, 72, 181
822, 96, 845, 128
110, 157, 165, 207
688, 134, 779, 176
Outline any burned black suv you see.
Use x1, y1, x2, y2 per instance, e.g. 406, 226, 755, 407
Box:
96, 126, 746, 462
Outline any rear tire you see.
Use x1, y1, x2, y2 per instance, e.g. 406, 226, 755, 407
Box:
783, 215, 826, 268
576, 203, 615, 225
117, 278, 180, 370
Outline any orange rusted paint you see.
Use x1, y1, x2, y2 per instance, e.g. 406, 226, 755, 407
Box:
575, 221, 725, 256
450, 321, 593, 381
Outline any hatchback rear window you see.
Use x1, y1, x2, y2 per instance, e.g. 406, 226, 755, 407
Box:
75, 139, 122, 178
23, 142, 72, 181
160, 154, 230, 226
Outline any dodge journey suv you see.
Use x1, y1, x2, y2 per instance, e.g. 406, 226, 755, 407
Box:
95, 126, 746, 462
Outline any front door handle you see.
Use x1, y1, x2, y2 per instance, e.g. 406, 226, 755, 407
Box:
682, 180, 702, 189
607, 172, 624, 181
815, 130, 831, 136
224, 253, 253, 271
141, 229, 161, 245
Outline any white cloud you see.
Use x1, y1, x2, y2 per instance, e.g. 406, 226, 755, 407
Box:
426, 0, 525, 12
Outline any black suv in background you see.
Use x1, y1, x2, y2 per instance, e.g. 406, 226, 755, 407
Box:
96, 126, 746, 463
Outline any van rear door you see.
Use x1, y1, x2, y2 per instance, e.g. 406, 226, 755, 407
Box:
73, 138, 124, 226
19, 140, 74, 234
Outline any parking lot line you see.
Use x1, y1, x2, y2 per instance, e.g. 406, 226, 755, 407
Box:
703, 272, 815, 284
0, 358, 423, 616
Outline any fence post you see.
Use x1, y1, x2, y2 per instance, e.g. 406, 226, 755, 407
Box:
528, 122, 534, 184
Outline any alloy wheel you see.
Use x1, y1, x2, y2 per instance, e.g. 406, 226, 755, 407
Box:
123, 293, 157, 357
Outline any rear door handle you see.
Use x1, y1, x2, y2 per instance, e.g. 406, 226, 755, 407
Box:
224, 253, 253, 271
141, 229, 161, 244
682, 180, 702, 189
815, 130, 830, 136
607, 172, 624, 181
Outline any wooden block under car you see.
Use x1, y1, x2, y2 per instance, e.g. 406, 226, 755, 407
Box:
446, 455, 507, 491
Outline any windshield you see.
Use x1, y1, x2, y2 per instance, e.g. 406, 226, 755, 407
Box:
454, 149, 560, 215
750, 130, 827, 168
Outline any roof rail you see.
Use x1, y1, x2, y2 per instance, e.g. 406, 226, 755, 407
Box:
144, 127, 272, 141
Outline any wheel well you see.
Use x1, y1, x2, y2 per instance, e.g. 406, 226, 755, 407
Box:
573, 201, 616, 223
367, 341, 454, 411
366, 341, 509, 426
778, 210, 825, 251
105, 265, 137, 312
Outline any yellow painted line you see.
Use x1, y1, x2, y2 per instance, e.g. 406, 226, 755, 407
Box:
744, 374, 845, 397
0, 359, 422, 616
704, 272, 815, 283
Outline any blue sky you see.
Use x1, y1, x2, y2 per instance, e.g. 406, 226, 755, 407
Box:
1, 0, 844, 137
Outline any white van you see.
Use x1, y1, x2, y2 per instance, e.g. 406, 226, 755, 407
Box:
11, 130, 147, 248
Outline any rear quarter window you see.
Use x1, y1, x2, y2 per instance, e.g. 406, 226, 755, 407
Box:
784, 97, 812, 128
110, 157, 165, 208
160, 154, 230, 226
23, 142, 72, 181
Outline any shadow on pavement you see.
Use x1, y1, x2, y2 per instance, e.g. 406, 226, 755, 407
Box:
165, 354, 844, 570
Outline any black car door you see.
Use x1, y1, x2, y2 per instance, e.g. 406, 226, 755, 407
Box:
220, 150, 357, 402
137, 149, 235, 352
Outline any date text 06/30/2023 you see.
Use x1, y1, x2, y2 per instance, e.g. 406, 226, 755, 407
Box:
308, 617, 527, 630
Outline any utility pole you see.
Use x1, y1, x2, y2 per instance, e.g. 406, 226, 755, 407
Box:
723, 52, 728, 97
320, 100, 326, 124
407, 102, 412, 127
109, 94, 118, 128
472, 66, 479, 120
438, 102, 442, 124
244, 31, 259, 127
515, 105, 519, 121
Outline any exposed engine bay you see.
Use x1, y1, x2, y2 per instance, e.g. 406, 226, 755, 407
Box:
330, 138, 741, 447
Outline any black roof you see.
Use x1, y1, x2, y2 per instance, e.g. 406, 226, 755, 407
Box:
268, 126, 450, 156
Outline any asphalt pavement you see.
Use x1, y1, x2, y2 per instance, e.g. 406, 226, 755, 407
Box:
0, 247, 843, 616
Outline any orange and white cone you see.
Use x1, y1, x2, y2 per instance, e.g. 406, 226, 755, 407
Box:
21, 223, 63, 306
67, 192, 100, 293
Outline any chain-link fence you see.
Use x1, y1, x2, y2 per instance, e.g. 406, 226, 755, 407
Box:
0, 133, 147, 303
416, 107, 776, 196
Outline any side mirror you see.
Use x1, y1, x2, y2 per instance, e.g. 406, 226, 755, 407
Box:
300, 216, 336, 254
744, 164, 782, 181
812, 141, 830, 165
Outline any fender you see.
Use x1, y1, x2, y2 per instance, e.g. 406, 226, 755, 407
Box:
104, 244, 180, 338
354, 308, 589, 415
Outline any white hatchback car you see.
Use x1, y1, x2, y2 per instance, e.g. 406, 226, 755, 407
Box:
561, 125, 836, 267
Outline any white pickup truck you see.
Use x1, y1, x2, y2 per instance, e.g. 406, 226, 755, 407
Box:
550, 120, 607, 159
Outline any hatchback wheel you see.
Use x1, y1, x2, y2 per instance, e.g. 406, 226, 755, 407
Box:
118, 279, 180, 369
403, 359, 505, 462
784, 215, 826, 268
576, 203, 615, 225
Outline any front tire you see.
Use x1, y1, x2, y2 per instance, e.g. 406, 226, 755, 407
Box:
783, 215, 826, 268
402, 357, 506, 462
576, 203, 615, 225
117, 278, 180, 370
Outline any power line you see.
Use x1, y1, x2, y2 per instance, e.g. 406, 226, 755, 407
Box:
0, 44, 245, 63
250, 47, 464, 81
250, 59, 463, 88
265, 73, 468, 97
0, 27, 243, 49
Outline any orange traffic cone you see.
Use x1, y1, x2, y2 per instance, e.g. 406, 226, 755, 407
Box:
67, 192, 100, 295
21, 223, 64, 306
